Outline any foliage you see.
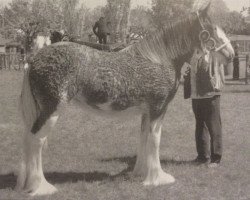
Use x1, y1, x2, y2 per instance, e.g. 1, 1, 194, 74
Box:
150, 0, 194, 28
0, 0, 94, 50
1, 0, 249, 51
209, 0, 229, 27
129, 6, 155, 35
209, 0, 246, 35
1, 0, 45, 51
149, 0, 249, 35
224, 11, 247, 35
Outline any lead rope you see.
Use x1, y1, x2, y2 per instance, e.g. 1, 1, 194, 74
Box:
196, 11, 205, 30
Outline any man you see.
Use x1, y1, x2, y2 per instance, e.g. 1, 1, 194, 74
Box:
93, 17, 108, 44
233, 44, 240, 80
184, 49, 228, 167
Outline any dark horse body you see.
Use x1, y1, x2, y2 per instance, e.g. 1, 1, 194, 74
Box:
17, 4, 234, 196
29, 42, 183, 133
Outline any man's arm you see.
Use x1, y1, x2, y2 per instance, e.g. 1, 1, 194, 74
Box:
93, 22, 98, 36
183, 62, 191, 99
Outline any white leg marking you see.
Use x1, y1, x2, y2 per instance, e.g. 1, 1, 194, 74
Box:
143, 117, 175, 186
16, 115, 59, 196
133, 113, 150, 176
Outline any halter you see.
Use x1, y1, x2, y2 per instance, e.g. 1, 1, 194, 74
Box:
196, 11, 229, 53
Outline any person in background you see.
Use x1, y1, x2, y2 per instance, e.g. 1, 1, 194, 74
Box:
106, 21, 112, 43
233, 44, 240, 80
93, 17, 108, 44
183, 49, 228, 168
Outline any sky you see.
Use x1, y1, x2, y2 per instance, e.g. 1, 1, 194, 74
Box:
0, 0, 249, 13
82, 0, 249, 12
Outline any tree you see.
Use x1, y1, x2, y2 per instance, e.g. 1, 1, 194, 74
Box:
224, 11, 246, 34
61, 0, 79, 36
149, 0, 248, 35
209, 0, 247, 34
150, 0, 194, 28
105, 0, 131, 43
0, 0, 93, 51
208, 0, 230, 32
1, 0, 47, 52
129, 6, 155, 35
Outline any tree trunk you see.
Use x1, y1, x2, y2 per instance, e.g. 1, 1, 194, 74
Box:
105, 0, 131, 44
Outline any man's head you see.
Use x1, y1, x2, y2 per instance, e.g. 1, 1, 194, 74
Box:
234, 43, 239, 50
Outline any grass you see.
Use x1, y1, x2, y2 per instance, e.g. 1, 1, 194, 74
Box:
0, 70, 249, 200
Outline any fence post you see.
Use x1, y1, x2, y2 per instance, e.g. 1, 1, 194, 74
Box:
246, 54, 249, 85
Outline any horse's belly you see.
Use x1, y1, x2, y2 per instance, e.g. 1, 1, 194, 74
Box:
73, 94, 146, 119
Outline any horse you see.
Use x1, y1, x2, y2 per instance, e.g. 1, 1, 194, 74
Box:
16, 3, 234, 196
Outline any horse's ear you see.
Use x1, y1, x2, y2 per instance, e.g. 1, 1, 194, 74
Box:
192, 0, 211, 15
199, 1, 211, 17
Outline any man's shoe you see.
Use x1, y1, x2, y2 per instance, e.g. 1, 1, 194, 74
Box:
211, 154, 221, 164
192, 156, 210, 165
207, 162, 220, 168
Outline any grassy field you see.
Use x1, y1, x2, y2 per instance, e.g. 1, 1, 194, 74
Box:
0, 71, 249, 200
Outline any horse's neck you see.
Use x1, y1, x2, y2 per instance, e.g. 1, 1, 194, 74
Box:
130, 18, 199, 66
162, 22, 199, 61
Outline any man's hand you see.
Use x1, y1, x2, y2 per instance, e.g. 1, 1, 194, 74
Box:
182, 62, 191, 76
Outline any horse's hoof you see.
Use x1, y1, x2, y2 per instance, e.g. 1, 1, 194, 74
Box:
143, 171, 175, 186
26, 180, 57, 196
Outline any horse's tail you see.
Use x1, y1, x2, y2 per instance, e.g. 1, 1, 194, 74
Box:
19, 64, 40, 132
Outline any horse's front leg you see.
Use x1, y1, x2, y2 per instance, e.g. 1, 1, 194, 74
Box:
143, 113, 175, 186
133, 113, 150, 176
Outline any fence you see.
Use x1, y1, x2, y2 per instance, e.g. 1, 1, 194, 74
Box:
0, 53, 24, 71
227, 54, 250, 84
245, 54, 250, 84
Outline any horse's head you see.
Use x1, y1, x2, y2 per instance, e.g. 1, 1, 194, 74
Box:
193, 1, 234, 60
50, 30, 64, 44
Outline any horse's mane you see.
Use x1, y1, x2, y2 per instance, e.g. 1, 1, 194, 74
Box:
124, 14, 200, 65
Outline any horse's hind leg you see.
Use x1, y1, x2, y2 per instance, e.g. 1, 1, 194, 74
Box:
142, 113, 175, 186
16, 111, 59, 196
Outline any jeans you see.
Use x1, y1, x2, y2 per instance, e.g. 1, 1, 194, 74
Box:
98, 33, 107, 44
192, 95, 222, 162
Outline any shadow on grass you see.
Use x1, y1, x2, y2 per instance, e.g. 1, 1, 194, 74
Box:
225, 79, 246, 85
223, 89, 250, 93
0, 156, 194, 190
0, 173, 16, 189
0, 157, 135, 190
0, 171, 114, 190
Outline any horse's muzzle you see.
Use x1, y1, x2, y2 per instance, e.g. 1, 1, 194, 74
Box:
221, 48, 234, 61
